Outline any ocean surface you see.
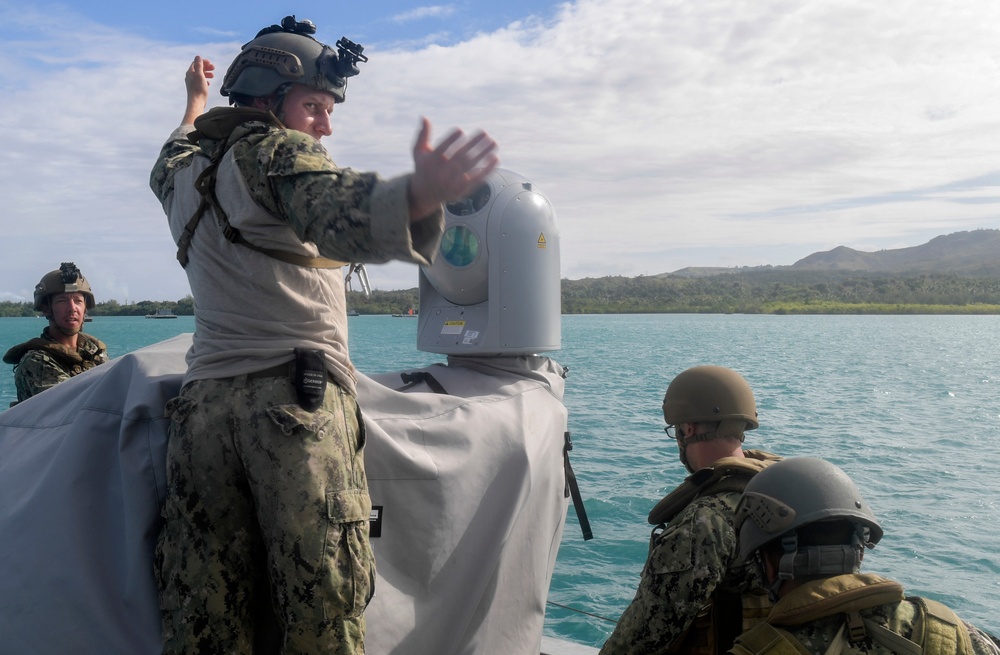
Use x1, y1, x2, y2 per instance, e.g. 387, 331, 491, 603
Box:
2, 314, 998, 647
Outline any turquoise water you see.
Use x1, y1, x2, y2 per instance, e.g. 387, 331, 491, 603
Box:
2, 314, 998, 645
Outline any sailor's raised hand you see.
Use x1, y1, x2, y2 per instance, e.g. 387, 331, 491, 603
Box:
181, 56, 215, 126
408, 117, 499, 221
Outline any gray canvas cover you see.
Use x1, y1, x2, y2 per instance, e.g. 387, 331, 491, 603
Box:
0, 335, 569, 655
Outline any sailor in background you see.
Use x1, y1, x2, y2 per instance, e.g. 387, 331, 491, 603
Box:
731, 457, 1000, 655
600, 366, 782, 655
3, 262, 108, 406
149, 15, 497, 655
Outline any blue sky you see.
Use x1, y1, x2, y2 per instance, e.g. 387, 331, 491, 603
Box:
51, 1, 556, 48
2, 0, 999, 302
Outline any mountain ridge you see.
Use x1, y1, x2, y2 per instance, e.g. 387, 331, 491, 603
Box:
667, 229, 1000, 278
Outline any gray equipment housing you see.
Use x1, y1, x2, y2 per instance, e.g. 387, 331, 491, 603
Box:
417, 168, 561, 355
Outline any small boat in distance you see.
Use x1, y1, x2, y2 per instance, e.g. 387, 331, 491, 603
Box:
392, 308, 418, 317
145, 309, 178, 319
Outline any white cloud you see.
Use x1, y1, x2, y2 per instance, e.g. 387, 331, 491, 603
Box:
1, 0, 999, 301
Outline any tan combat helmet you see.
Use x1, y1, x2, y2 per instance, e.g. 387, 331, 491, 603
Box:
662, 366, 759, 473
33, 262, 95, 311
220, 15, 367, 105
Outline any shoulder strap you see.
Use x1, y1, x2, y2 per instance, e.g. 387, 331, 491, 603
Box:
175, 161, 218, 267
176, 114, 347, 270
647, 468, 742, 527
730, 623, 813, 655
859, 616, 923, 655
740, 587, 972, 655
847, 599, 968, 655
909, 597, 973, 655
648, 454, 777, 527
822, 624, 850, 655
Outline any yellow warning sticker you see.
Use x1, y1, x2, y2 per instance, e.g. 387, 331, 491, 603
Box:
441, 320, 465, 335
537, 233, 547, 249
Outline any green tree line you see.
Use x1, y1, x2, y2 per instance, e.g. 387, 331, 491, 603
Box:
560, 272, 1000, 314
0, 296, 195, 318
5, 272, 1000, 317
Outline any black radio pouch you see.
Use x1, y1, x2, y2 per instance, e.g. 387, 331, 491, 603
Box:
294, 348, 327, 412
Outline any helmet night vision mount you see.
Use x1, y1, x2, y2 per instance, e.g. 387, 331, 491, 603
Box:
221, 15, 367, 104
33, 262, 96, 312
417, 169, 561, 356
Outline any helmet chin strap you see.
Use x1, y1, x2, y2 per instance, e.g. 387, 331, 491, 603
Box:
272, 84, 290, 119
246, 84, 290, 117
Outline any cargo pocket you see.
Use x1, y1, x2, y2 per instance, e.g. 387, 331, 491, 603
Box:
323, 489, 376, 620
164, 394, 198, 425
266, 404, 334, 441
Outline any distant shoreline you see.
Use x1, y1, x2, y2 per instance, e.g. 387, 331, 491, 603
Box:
6, 267, 1000, 317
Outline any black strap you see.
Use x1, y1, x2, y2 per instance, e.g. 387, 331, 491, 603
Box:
176, 162, 220, 267
564, 431, 593, 541
397, 371, 448, 395
222, 225, 348, 269
176, 128, 347, 269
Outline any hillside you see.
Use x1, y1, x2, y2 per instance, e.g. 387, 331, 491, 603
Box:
561, 229, 1000, 314
790, 229, 1000, 275
670, 229, 1000, 278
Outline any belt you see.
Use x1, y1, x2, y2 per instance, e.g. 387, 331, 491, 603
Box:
245, 362, 293, 379
244, 362, 336, 383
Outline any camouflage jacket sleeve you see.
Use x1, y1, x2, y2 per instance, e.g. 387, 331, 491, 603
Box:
230, 126, 442, 265
600, 492, 743, 655
14, 350, 72, 401
968, 623, 1000, 655
149, 125, 199, 205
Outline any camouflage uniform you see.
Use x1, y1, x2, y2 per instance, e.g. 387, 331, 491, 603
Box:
600, 451, 779, 655
730, 573, 1000, 655
3, 327, 108, 404
157, 377, 371, 655
150, 108, 442, 654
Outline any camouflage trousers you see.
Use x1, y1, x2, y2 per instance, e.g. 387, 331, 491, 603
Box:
155, 374, 375, 655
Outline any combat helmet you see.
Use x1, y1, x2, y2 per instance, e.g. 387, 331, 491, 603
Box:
735, 457, 882, 585
662, 366, 759, 472
33, 262, 95, 311
220, 15, 367, 105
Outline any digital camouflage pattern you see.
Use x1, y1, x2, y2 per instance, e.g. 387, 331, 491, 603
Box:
970, 625, 1000, 655
3, 329, 108, 404
731, 574, 1000, 655
155, 375, 374, 655
149, 104, 430, 654
600, 489, 767, 655
150, 114, 427, 266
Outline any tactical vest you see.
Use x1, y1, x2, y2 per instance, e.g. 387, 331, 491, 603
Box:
648, 450, 783, 655
3, 333, 107, 375
176, 107, 347, 270
4, 331, 108, 406
729, 574, 974, 655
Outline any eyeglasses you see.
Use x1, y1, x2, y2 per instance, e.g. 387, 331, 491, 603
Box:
664, 425, 676, 438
